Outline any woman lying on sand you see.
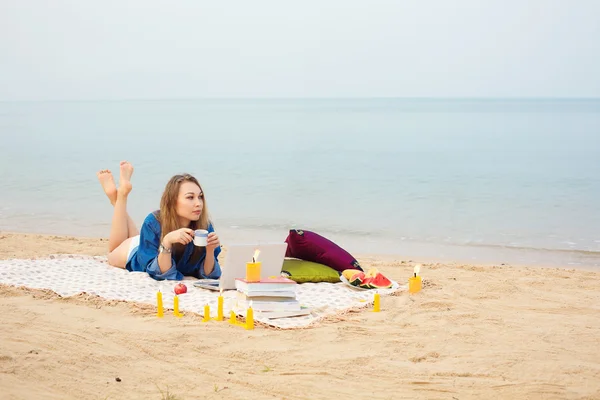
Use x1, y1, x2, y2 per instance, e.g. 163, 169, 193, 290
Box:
97, 161, 221, 280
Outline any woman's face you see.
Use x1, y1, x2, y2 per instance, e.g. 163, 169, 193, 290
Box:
176, 181, 204, 224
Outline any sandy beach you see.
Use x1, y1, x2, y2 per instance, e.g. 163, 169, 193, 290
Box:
1, 232, 599, 400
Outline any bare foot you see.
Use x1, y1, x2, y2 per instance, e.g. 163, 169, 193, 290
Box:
118, 161, 134, 196
97, 169, 117, 205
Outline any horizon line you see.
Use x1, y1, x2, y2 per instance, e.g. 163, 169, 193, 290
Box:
1, 96, 600, 103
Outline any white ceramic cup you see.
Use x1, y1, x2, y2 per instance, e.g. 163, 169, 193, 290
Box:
194, 229, 208, 247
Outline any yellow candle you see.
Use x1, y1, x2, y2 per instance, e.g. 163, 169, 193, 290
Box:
217, 290, 224, 321
409, 264, 422, 294
229, 310, 236, 325
245, 303, 254, 330
373, 293, 381, 312
409, 276, 422, 294
202, 304, 210, 322
246, 261, 261, 282
173, 295, 182, 317
156, 291, 164, 318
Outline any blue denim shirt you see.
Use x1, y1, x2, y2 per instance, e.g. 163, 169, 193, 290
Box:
126, 212, 222, 281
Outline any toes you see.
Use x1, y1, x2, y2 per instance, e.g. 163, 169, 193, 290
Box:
97, 170, 115, 184
119, 162, 134, 179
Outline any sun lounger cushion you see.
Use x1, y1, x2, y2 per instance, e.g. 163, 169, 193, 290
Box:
280, 258, 341, 283
284, 229, 363, 273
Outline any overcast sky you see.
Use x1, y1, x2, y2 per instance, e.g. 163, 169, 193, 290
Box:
1, 0, 599, 100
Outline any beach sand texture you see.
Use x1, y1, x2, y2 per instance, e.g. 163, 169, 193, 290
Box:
1, 232, 599, 399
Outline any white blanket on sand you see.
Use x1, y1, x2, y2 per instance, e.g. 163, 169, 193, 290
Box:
0, 255, 404, 329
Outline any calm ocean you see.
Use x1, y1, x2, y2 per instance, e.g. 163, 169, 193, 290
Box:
1, 99, 599, 268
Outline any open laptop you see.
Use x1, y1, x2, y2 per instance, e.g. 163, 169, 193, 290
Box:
193, 242, 288, 291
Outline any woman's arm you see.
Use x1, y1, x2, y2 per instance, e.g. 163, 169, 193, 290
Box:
156, 244, 173, 273
203, 248, 216, 276
136, 214, 181, 280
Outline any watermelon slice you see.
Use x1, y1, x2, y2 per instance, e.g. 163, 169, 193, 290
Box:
359, 276, 374, 289
369, 272, 393, 289
349, 271, 365, 286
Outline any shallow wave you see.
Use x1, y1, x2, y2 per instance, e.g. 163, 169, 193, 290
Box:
454, 241, 600, 257
224, 221, 600, 256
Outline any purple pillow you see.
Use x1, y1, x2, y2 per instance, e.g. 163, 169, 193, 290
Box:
284, 229, 363, 273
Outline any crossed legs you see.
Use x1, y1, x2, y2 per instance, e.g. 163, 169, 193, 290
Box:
97, 161, 139, 268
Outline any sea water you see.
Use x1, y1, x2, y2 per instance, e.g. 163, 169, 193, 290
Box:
1, 98, 599, 267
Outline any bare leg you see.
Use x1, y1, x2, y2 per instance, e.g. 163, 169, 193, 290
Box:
97, 169, 117, 204
107, 237, 134, 269
108, 161, 134, 253
97, 169, 139, 237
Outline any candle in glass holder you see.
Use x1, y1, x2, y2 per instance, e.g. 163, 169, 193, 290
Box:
409, 276, 422, 294
246, 261, 261, 282
409, 264, 422, 294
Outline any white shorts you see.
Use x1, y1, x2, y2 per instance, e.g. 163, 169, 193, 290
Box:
127, 235, 141, 263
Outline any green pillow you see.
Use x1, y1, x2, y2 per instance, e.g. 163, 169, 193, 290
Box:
281, 258, 341, 283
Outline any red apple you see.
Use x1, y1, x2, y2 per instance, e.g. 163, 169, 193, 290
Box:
174, 283, 188, 295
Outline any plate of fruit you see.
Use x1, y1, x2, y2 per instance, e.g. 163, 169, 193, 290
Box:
340, 268, 397, 290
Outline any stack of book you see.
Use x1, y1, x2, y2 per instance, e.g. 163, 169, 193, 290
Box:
235, 276, 308, 317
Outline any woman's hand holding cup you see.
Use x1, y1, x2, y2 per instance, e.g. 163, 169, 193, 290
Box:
206, 232, 220, 251
164, 228, 195, 247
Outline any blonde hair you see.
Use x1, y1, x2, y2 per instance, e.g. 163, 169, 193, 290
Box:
158, 173, 209, 243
